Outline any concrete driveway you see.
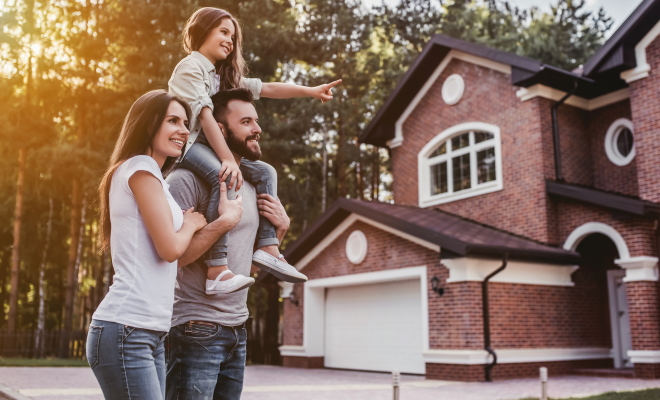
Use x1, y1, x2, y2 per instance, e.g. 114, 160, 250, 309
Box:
1, 365, 660, 400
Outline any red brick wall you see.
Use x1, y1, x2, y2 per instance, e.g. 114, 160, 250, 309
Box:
556, 202, 657, 257
629, 37, 660, 203
588, 100, 638, 196
627, 281, 660, 351
391, 59, 555, 244
281, 220, 440, 347
550, 100, 593, 186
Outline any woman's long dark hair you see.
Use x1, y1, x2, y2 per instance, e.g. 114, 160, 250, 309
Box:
182, 7, 247, 90
98, 90, 191, 253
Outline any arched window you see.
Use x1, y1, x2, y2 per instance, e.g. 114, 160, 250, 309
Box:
418, 122, 503, 207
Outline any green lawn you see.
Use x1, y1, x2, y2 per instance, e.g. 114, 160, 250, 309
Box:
519, 388, 660, 400
0, 358, 88, 367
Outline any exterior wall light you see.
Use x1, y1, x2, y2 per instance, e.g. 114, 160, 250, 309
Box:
430, 276, 444, 296
289, 291, 300, 306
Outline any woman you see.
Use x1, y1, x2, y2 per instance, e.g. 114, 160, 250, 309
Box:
87, 90, 207, 400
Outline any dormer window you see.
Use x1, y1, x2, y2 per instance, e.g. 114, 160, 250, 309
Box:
418, 122, 503, 207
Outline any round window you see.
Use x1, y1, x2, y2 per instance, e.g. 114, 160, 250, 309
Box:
441, 74, 465, 106
604, 118, 635, 166
345, 230, 368, 264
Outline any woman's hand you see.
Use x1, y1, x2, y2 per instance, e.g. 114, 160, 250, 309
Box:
219, 159, 243, 191
182, 207, 207, 231
310, 79, 342, 103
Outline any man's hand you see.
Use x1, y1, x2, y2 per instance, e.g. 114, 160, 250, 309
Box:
218, 182, 243, 228
257, 194, 289, 236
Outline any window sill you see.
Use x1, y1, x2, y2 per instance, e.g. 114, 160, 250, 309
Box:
419, 181, 503, 208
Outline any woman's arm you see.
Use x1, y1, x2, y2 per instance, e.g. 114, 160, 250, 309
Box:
260, 79, 342, 102
178, 182, 243, 267
130, 171, 206, 263
199, 107, 243, 190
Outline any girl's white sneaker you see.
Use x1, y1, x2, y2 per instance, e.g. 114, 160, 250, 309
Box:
206, 270, 255, 295
252, 250, 308, 283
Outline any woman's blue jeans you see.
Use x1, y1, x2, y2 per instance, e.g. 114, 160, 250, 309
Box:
86, 319, 168, 400
180, 143, 279, 267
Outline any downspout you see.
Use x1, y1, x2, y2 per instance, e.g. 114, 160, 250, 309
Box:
551, 80, 579, 182
483, 253, 508, 382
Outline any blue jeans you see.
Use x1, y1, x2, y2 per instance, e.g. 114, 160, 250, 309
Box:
86, 319, 168, 400
180, 143, 279, 267
166, 321, 247, 400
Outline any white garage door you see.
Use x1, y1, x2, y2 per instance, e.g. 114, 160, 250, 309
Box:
324, 279, 425, 374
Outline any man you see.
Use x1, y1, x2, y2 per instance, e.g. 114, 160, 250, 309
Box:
165, 88, 291, 399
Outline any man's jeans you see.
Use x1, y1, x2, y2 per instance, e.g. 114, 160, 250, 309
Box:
180, 142, 279, 267
86, 319, 168, 400
166, 321, 247, 400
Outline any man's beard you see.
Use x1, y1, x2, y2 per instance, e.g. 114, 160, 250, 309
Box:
226, 127, 262, 161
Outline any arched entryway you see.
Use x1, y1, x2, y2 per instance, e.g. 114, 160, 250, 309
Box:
564, 223, 633, 369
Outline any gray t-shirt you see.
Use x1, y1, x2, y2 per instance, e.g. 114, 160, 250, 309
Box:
167, 168, 258, 327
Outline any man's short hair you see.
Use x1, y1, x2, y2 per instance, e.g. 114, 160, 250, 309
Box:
210, 88, 254, 126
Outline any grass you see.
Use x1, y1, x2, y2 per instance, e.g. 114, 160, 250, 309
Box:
518, 388, 660, 400
0, 357, 88, 367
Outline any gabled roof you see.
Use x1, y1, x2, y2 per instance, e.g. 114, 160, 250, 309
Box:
547, 180, 660, 217
583, 0, 660, 77
359, 35, 606, 147
283, 198, 580, 266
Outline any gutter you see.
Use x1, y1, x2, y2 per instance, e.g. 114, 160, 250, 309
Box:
483, 253, 508, 382
551, 79, 579, 182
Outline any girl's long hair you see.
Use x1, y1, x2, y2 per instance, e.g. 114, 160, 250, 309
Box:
182, 7, 247, 90
98, 90, 191, 253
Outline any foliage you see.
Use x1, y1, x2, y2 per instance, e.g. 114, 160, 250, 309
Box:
0, 0, 613, 333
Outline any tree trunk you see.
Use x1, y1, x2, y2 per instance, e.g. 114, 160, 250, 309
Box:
35, 198, 54, 357
8, 148, 26, 333
336, 117, 346, 197
60, 179, 82, 357
321, 134, 328, 212
102, 253, 111, 297
73, 198, 87, 330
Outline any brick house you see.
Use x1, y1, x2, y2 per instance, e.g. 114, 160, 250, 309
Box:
278, 0, 660, 381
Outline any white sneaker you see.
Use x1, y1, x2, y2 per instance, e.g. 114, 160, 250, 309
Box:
252, 250, 308, 283
206, 270, 255, 295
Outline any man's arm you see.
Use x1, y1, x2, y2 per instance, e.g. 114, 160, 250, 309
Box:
177, 181, 243, 267
257, 193, 290, 244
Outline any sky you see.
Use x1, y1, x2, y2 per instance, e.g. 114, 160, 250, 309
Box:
506, 0, 644, 33
363, 0, 645, 37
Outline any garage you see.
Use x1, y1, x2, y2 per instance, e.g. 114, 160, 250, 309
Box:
323, 279, 425, 374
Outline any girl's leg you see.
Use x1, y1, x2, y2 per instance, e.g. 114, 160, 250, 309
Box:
180, 143, 232, 276
240, 160, 307, 283
239, 160, 278, 248
87, 319, 165, 400
180, 143, 254, 294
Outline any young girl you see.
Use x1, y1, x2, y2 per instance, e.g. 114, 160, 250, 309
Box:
169, 7, 341, 294
88, 90, 209, 399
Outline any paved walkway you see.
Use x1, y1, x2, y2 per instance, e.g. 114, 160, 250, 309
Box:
1, 365, 660, 400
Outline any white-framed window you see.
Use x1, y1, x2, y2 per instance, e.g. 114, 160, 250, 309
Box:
604, 118, 635, 166
418, 122, 503, 207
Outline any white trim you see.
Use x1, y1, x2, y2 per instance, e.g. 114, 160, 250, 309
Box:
299, 266, 430, 358
441, 74, 465, 105
617, 256, 659, 282
620, 20, 660, 83
417, 122, 503, 207
389, 50, 511, 148
516, 85, 630, 111
563, 222, 631, 260
279, 282, 294, 298
295, 214, 439, 271
604, 118, 635, 167
607, 269, 633, 368
443, 257, 578, 286
423, 348, 611, 365
629, 350, 660, 364
279, 345, 307, 357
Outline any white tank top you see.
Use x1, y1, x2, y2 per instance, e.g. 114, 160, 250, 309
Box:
92, 155, 184, 332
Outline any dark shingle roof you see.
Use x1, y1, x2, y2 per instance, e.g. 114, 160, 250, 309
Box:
284, 198, 580, 265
